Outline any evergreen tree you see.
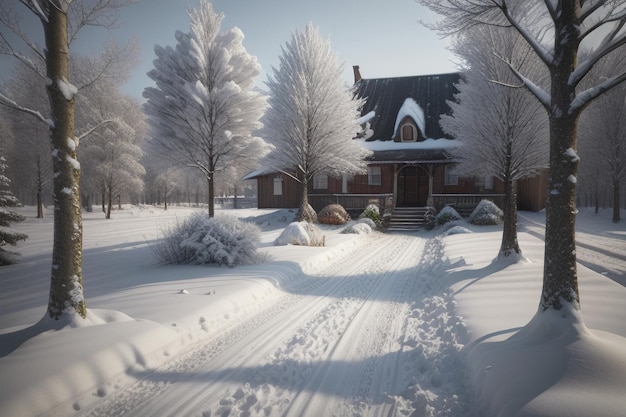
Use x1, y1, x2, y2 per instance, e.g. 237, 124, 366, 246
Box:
0, 154, 28, 266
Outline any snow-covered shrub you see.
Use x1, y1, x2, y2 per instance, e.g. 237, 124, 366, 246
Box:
358, 204, 382, 227
443, 225, 473, 236
341, 222, 372, 235
437, 205, 463, 225
356, 217, 376, 229
275, 221, 325, 246
297, 203, 317, 223
423, 206, 437, 230
152, 213, 264, 266
468, 200, 503, 225
317, 204, 350, 225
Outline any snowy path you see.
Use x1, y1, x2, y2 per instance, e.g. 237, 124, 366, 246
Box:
77, 232, 467, 417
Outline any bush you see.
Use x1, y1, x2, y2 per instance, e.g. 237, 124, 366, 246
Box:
318, 204, 350, 225
356, 217, 376, 229
275, 221, 325, 246
296, 203, 317, 223
152, 213, 264, 266
341, 222, 372, 235
468, 200, 503, 225
437, 205, 463, 225
423, 206, 437, 230
358, 204, 382, 227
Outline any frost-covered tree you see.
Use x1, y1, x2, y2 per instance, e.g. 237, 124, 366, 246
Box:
79, 84, 146, 218
143, 0, 268, 218
0, 0, 135, 320
261, 23, 372, 221
0, 151, 28, 265
418, 0, 626, 312
441, 25, 548, 259
579, 50, 626, 223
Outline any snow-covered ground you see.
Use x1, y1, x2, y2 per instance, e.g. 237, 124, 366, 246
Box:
0, 205, 624, 417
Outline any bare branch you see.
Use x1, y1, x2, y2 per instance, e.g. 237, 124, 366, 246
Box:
0, 92, 54, 127
76, 118, 116, 142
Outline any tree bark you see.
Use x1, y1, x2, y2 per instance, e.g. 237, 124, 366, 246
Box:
613, 179, 621, 223
208, 176, 215, 217
540, 1, 582, 311
44, 7, 86, 319
499, 177, 521, 257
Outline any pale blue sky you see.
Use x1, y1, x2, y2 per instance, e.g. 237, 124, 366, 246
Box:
1, 0, 458, 100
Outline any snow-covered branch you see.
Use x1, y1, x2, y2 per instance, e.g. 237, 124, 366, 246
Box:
571, 71, 626, 113
0, 92, 54, 128
76, 119, 116, 142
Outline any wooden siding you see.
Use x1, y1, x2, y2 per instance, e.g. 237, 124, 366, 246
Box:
518, 169, 548, 212
256, 174, 299, 209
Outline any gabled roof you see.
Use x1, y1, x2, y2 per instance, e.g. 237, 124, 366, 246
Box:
353, 72, 461, 141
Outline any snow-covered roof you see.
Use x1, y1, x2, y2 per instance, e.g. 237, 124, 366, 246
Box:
353, 73, 460, 141
392, 98, 425, 139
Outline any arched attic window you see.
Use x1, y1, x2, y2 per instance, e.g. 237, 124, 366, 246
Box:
393, 98, 426, 142
399, 117, 424, 142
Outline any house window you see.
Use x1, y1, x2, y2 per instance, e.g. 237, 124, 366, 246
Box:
401, 123, 416, 141
484, 175, 494, 190
368, 166, 382, 186
273, 176, 283, 195
444, 166, 458, 186
313, 173, 328, 190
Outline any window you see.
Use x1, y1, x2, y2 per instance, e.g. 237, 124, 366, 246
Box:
313, 173, 328, 190
368, 166, 382, 186
273, 176, 283, 195
401, 123, 416, 141
444, 166, 459, 186
484, 175, 494, 190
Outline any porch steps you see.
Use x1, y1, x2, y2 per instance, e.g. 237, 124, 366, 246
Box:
387, 207, 429, 232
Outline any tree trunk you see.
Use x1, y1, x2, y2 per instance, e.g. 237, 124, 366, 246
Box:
106, 188, 112, 219
101, 188, 106, 213
499, 177, 521, 257
541, 2, 581, 311
44, 7, 86, 319
37, 189, 44, 219
296, 178, 316, 222
208, 176, 215, 217
613, 179, 621, 223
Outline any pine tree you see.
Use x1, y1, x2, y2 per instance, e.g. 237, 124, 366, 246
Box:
0, 154, 28, 265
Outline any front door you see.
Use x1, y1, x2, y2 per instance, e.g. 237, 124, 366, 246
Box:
397, 165, 429, 207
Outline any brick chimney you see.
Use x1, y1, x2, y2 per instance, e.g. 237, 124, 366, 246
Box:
353, 65, 362, 83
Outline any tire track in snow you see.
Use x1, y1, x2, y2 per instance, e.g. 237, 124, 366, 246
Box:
77, 232, 469, 417
76, 233, 389, 417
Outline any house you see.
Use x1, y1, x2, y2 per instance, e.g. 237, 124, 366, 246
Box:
247, 66, 546, 218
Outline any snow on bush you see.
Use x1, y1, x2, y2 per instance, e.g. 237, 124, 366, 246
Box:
443, 225, 473, 236
275, 221, 325, 246
152, 213, 264, 266
468, 199, 503, 226
437, 205, 463, 225
297, 203, 317, 223
317, 204, 350, 225
356, 217, 376, 229
358, 204, 382, 228
341, 222, 372, 235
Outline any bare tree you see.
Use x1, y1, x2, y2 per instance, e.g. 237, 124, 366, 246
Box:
418, 0, 626, 312
143, 0, 268, 218
0, 0, 135, 320
261, 23, 372, 221
441, 25, 549, 259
